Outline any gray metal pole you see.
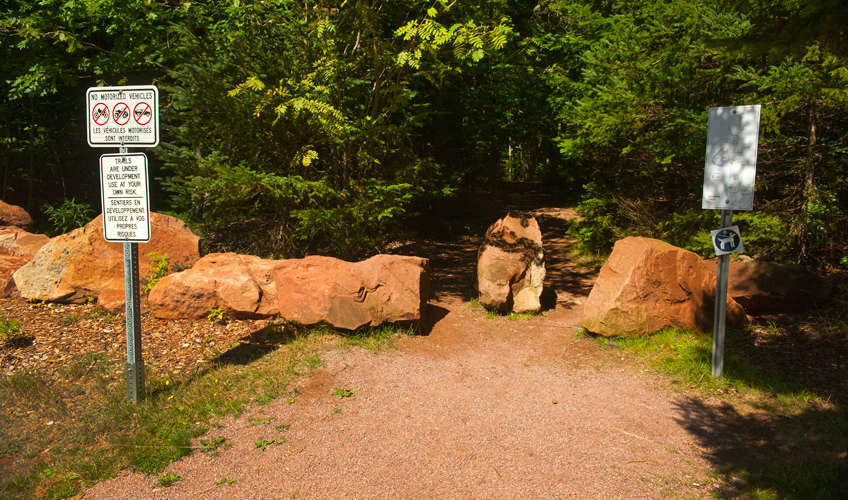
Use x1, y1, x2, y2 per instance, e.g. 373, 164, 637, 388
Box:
711, 209, 733, 378
120, 145, 144, 401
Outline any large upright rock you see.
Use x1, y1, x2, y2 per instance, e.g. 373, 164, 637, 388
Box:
273, 255, 431, 330
148, 253, 279, 319
0, 200, 33, 229
476, 214, 545, 313
0, 227, 50, 296
13, 213, 200, 303
581, 237, 746, 337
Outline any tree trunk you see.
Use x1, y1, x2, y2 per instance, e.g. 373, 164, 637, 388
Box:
26, 98, 34, 212
799, 103, 817, 262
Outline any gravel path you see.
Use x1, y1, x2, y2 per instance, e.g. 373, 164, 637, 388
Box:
84, 212, 715, 499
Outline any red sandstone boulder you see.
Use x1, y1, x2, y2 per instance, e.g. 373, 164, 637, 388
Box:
0, 227, 49, 257
0, 254, 30, 297
0, 200, 33, 229
273, 254, 431, 330
148, 253, 279, 319
12, 213, 199, 303
477, 214, 545, 313
97, 289, 127, 314
702, 258, 832, 314
0, 227, 50, 297
581, 237, 746, 337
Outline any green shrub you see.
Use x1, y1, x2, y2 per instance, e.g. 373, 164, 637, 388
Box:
732, 212, 793, 262
42, 198, 94, 236
165, 156, 414, 259
0, 312, 26, 346
567, 193, 622, 256
141, 252, 170, 295
570, 195, 799, 263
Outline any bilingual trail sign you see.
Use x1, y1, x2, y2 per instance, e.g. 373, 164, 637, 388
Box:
703, 104, 761, 379
702, 105, 761, 211
99, 153, 151, 242
86, 86, 159, 147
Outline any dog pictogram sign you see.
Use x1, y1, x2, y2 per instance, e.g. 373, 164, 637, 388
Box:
86, 86, 158, 147
711, 225, 744, 256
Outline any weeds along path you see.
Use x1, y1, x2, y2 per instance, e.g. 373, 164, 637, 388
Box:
84, 209, 715, 499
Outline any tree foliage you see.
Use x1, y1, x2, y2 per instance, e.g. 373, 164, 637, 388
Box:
1, 0, 845, 265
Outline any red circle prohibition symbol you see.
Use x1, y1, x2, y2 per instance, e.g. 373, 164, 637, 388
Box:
92, 102, 110, 126
133, 102, 152, 126
113, 102, 131, 125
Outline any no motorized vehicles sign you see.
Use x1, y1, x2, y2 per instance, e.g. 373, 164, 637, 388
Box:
87, 86, 159, 147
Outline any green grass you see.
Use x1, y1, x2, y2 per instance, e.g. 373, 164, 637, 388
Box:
594, 327, 810, 403
338, 323, 415, 353
468, 299, 539, 320
60, 314, 80, 326
156, 473, 181, 487
332, 388, 355, 399
253, 438, 279, 450
199, 436, 228, 456
0, 321, 399, 500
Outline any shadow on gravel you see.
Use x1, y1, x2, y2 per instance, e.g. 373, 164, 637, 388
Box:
394, 212, 595, 305
674, 395, 848, 499
212, 326, 298, 366
418, 304, 450, 336
540, 287, 557, 311
537, 214, 595, 301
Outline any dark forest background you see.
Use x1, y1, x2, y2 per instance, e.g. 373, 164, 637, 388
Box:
2, 0, 846, 266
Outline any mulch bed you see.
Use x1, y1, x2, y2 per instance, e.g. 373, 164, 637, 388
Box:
1, 295, 273, 378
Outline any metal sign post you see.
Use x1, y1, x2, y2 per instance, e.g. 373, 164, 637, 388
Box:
711, 209, 733, 378
88, 85, 158, 402
123, 232, 144, 401
702, 105, 760, 378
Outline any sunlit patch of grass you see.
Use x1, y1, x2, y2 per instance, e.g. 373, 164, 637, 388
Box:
0, 323, 340, 499
468, 299, 539, 320
339, 323, 414, 353
0, 318, 408, 499
604, 328, 814, 405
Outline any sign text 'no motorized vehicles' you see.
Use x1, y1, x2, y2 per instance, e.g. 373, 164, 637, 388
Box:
87, 86, 159, 147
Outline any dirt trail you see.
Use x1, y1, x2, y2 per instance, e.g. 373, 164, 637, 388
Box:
84, 208, 715, 499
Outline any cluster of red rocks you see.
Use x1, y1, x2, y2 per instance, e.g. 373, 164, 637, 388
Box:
148, 253, 429, 331
2, 201, 430, 331
1, 200, 832, 338
580, 236, 832, 337
12, 213, 200, 311
473, 213, 830, 337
